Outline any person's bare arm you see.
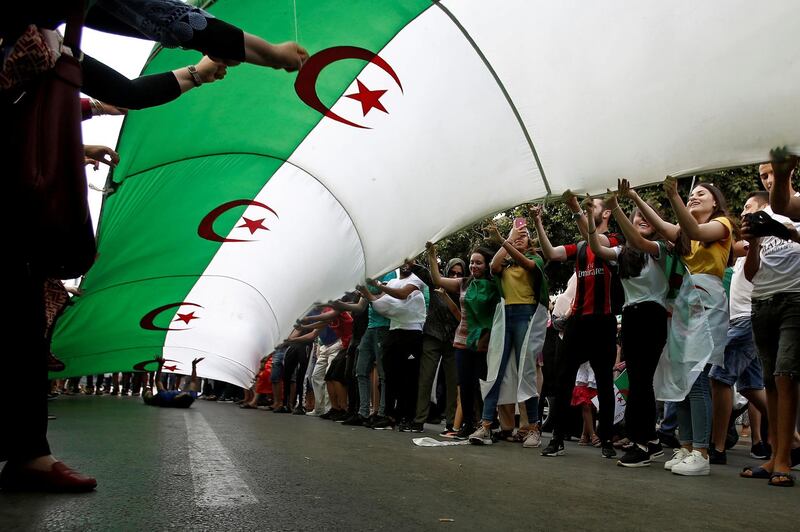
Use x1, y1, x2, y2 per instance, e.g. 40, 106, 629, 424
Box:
663, 177, 729, 243
618, 178, 680, 243
369, 278, 418, 299
187, 357, 204, 392
741, 217, 761, 282
328, 296, 367, 315
485, 224, 540, 272
768, 148, 800, 221
154, 358, 165, 392
437, 287, 462, 322
529, 205, 568, 262
606, 189, 660, 256
426, 242, 461, 293
563, 190, 590, 241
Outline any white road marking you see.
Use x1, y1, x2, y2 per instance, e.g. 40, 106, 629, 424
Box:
184, 411, 258, 507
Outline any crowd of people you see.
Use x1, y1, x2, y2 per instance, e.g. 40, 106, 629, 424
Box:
102, 152, 797, 486
2, 1, 798, 497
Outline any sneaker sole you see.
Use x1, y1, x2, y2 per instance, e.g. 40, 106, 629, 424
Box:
541, 450, 565, 457
671, 468, 710, 476
523, 443, 542, 448
617, 460, 651, 468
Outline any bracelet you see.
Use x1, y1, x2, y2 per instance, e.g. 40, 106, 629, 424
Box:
588, 229, 596, 235
89, 98, 105, 116
571, 211, 582, 220
613, 206, 624, 214
187, 64, 203, 87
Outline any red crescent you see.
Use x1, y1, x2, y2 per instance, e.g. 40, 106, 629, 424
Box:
140, 302, 203, 331
198, 199, 279, 243
295, 46, 403, 129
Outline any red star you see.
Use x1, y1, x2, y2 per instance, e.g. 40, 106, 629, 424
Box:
163, 364, 178, 372
345, 79, 388, 116
237, 217, 268, 235
174, 312, 199, 325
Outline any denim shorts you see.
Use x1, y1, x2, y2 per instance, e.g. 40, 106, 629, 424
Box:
709, 317, 764, 390
752, 292, 800, 383
270, 349, 286, 383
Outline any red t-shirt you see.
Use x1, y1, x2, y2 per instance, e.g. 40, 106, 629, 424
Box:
564, 234, 621, 316
329, 311, 354, 350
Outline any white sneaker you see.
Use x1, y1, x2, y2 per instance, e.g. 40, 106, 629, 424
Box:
664, 447, 691, 470
523, 426, 542, 448
671, 450, 710, 476
468, 425, 493, 445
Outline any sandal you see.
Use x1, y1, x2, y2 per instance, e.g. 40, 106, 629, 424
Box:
740, 466, 772, 479
591, 434, 602, 448
579, 435, 590, 446
239, 403, 257, 409
768, 471, 795, 487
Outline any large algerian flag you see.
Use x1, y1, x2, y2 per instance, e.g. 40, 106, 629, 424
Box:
52, 1, 799, 386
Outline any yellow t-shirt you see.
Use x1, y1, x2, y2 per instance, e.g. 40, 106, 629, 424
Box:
501, 264, 536, 305
683, 216, 733, 278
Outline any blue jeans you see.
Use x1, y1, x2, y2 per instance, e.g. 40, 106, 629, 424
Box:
356, 327, 388, 418
481, 304, 539, 424
677, 365, 712, 448
660, 401, 678, 433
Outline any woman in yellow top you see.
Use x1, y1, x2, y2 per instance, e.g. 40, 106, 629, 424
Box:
620, 177, 734, 477
466, 223, 546, 448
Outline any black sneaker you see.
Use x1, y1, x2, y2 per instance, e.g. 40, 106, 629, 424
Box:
332, 410, 350, 422
398, 421, 412, 432
439, 426, 457, 438
541, 439, 565, 457
292, 406, 306, 415
648, 441, 664, 459
601, 441, 617, 459
371, 416, 394, 430
452, 425, 472, 441
750, 441, 772, 460
409, 422, 424, 433
709, 447, 727, 465
617, 445, 651, 467
363, 414, 378, 429
341, 414, 365, 426
319, 409, 338, 420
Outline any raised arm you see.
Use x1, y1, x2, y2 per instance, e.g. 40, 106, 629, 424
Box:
563, 190, 590, 241
426, 242, 461, 293
187, 358, 204, 392
768, 148, 800, 221
663, 177, 729, 243
328, 296, 367, 315
607, 187, 660, 256
529, 205, 568, 262
369, 277, 419, 299
154, 357, 165, 392
582, 196, 617, 262
618, 179, 680, 243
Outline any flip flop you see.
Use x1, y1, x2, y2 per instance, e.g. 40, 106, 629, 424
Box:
740, 466, 771, 479
768, 472, 795, 487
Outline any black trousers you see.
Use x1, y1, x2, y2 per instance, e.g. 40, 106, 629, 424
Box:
622, 302, 668, 445
283, 345, 310, 406
344, 343, 360, 414
552, 314, 618, 443
383, 329, 423, 422
1, 262, 51, 463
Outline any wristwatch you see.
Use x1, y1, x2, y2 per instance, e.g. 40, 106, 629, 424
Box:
571, 211, 583, 220
187, 65, 203, 87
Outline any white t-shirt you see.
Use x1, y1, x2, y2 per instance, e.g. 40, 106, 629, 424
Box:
383, 274, 427, 331
728, 257, 753, 320
612, 241, 668, 309
750, 206, 800, 300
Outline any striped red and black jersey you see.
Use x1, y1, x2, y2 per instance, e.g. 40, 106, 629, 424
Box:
564, 234, 621, 317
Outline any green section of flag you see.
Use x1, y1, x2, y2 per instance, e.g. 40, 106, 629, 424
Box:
51, 0, 431, 378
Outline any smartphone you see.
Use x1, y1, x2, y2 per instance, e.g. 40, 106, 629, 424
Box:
513, 217, 527, 230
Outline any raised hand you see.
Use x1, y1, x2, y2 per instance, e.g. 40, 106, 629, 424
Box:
192, 357, 205, 366
483, 222, 504, 245
617, 178, 635, 199
528, 204, 543, 222
662, 175, 679, 198
770, 146, 799, 181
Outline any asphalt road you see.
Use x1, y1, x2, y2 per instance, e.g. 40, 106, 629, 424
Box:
1, 396, 797, 531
